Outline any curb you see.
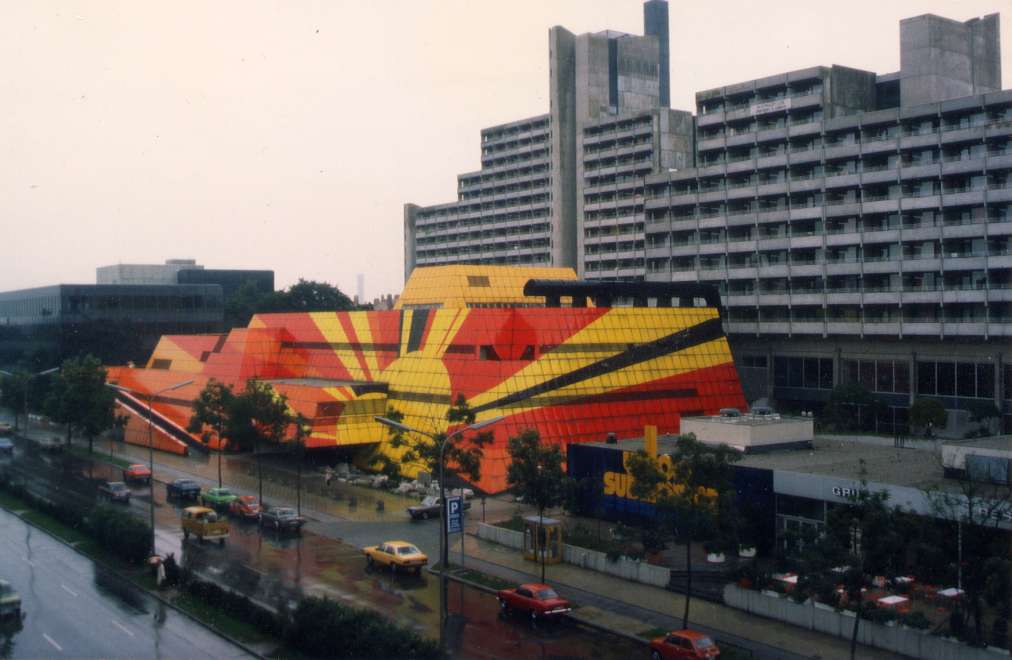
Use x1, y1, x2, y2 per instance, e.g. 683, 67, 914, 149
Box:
0, 499, 267, 660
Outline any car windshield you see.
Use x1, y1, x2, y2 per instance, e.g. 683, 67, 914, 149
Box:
397, 546, 421, 555
694, 637, 715, 649
215, 489, 232, 496
536, 588, 559, 599
420, 496, 438, 506
110, 483, 126, 491
274, 508, 296, 517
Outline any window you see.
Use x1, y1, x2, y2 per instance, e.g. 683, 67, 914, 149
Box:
467, 275, 491, 287
916, 361, 995, 398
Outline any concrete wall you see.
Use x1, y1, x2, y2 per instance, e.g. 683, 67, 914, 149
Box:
403, 204, 418, 279
643, 0, 669, 107
615, 36, 661, 114
680, 417, 814, 451
900, 13, 1002, 106
475, 523, 671, 588
657, 109, 694, 171
827, 66, 878, 117
724, 585, 1009, 660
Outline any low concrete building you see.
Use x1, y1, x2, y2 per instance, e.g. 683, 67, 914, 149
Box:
681, 413, 814, 452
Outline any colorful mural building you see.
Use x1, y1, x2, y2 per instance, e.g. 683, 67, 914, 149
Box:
107, 265, 746, 493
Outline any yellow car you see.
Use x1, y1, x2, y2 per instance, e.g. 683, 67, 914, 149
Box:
181, 506, 229, 546
362, 540, 428, 575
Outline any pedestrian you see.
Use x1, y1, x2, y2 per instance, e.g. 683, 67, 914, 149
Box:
324, 466, 334, 486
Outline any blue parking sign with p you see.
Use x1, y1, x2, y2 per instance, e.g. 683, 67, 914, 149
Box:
446, 495, 462, 534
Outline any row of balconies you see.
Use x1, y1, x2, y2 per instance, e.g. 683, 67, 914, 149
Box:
721, 319, 1012, 338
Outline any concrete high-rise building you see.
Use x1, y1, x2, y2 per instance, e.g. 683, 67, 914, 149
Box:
404, 3, 1010, 435
403, 1, 688, 279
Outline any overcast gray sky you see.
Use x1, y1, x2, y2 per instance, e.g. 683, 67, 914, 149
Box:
2, 0, 1008, 299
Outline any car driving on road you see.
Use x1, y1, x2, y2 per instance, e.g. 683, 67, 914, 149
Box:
407, 494, 471, 520
649, 630, 721, 659
0, 580, 21, 619
497, 583, 571, 622
0, 438, 13, 456
228, 494, 262, 520
362, 540, 428, 575
259, 506, 305, 532
181, 506, 229, 545
97, 481, 131, 503
166, 478, 201, 501
122, 463, 152, 484
201, 487, 239, 510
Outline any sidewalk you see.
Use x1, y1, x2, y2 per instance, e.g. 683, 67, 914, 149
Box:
52, 429, 898, 660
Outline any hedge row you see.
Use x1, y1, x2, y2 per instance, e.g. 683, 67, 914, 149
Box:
0, 475, 150, 564
175, 568, 441, 659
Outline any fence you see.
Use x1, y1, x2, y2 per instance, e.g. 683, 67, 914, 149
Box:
724, 584, 1009, 660
475, 522, 670, 588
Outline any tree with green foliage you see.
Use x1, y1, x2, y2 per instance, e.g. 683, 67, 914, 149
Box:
821, 383, 887, 433
909, 398, 947, 437
626, 434, 740, 629
506, 429, 570, 582
384, 395, 494, 487
819, 470, 906, 660
187, 379, 235, 487
227, 380, 294, 504
44, 355, 116, 454
927, 467, 1012, 646
223, 278, 356, 329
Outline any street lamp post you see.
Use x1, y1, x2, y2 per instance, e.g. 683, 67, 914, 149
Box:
109, 379, 193, 555
374, 414, 503, 653
0, 367, 59, 434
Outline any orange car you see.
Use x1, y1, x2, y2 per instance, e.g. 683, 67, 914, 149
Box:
228, 495, 262, 520
123, 463, 152, 484
650, 629, 720, 659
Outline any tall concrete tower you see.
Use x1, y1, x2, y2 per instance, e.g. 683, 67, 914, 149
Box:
643, 0, 670, 107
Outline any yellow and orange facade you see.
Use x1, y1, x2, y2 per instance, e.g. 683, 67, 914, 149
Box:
108, 265, 746, 493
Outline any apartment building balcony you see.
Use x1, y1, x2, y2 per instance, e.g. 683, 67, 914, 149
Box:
942, 289, 987, 304
822, 173, 858, 190
900, 133, 940, 150
863, 228, 900, 243
726, 133, 757, 148
940, 125, 988, 145
791, 177, 823, 193
900, 163, 940, 180
941, 222, 986, 239
825, 231, 859, 246
669, 269, 700, 282
942, 321, 988, 336
726, 294, 758, 306
789, 235, 823, 250
757, 127, 788, 143
697, 136, 726, 152
725, 185, 756, 201
864, 321, 902, 335
863, 198, 900, 213
989, 220, 1012, 236
990, 188, 1012, 204
725, 159, 757, 175
696, 189, 724, 204
904, 256, 943, 270
790, 321, 826, 335
727, 266, 758, 279
941, 190, 986, 207
861, 169, 899, 185
824, 143, 861, 160
825, 262, 861, 276
824, 201, 862, 218
757, 236, 789, 251
726, 239, 757, 253
790, 264, 823, 277
645, 243, 674, 259
862, 290, 900, 304
789, 206, 823, 221
725, 321, 759, 335
861, 137, 899, 155
943, 255, 988, 270
757, 154, 788, 169
757, 182, 788, 197
697, 111, 724, 127
789, 292, 824, 305
825, 321, 862, 335
755, 209, 789, 225
788, 120, 822, 138
757, 321, 792, 335
941, 159, 985, 177
698, 163, 726, 178
726, 212, 758, 227
725, 107, 752, 123
862, 260, 900, 274
987, 153, 1012, 169
897, 195, 940, 211
759, 264, 789, 278
791, 149, 824, 165
901, 321, 942, 336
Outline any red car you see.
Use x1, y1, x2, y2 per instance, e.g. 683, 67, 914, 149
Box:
228, 495, 262, 520
496, 583, 571, 622
122, 463, 152, 484
650, 630, 720, 659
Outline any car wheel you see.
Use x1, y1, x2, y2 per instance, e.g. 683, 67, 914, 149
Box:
530, 610, 538, 625
650, 652, 661, 660
498, 599, 509, 615
366, 555, 374, 569
421, 511, 429, 520
218, 538, 225, 547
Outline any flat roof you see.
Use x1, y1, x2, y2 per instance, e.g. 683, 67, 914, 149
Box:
942, 435, 1012, 452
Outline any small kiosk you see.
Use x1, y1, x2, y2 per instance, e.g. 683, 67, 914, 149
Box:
522, 515, 563, 566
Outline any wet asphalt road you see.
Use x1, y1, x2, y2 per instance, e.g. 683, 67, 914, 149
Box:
0, 435, 645, 659
0, 507, 250, 659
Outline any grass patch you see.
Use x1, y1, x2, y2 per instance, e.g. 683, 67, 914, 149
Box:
66, 444, 134, 469
444, 564, 515, 592
636, 627, 667, 639
172, 591, 274, 645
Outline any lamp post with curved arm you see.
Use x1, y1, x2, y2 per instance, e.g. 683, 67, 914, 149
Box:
108, 378, 193, 555
374, 414, 503, 652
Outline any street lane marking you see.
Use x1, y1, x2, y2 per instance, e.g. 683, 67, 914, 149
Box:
111, 619, 135, 637
60, 584, 78, 597
43, 633, 63, 652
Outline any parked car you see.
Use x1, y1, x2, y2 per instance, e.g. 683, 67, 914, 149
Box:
181, 506, 229, 545
97, 481, 131, 503
0, 422, 12, 436
228, 495, 262, 520
166, 478, 201, 501
201, 487, 239, 510
0, 580, 21, 619
649, 630, 721, 659
407, 494, 471, 520
259, 506, 305, 532
0, 438, 13, 456
362, 540, 427, 575
496, 583, 571, 622
122, 463, 151, 484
